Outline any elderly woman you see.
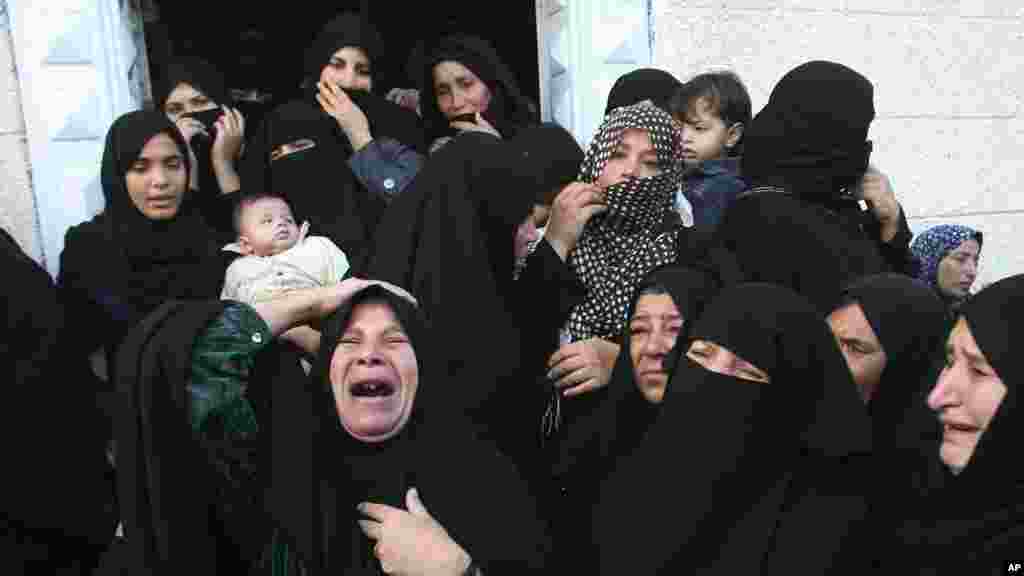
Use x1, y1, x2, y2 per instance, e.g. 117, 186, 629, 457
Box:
907, 274, 1023, 573
594, 284, 871, 575
111, 278, 549, 573
543, 100, 688, 446
549, 264, 716, 573
911, 224, 983, 317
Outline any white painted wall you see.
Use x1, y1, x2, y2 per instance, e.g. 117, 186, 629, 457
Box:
7, 0, 149, 276
0, 1, 41, 262
652, 0, 1024, 287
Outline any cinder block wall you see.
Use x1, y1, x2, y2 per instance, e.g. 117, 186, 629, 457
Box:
0, 9, 39, 262
654, 0, 1023, 288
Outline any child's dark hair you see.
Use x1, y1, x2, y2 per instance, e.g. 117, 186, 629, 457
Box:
670, 71, 752, 156
232, 190, 292, 235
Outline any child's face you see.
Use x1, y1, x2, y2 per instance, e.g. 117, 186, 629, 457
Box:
238, 197, 300, 257
679, 97, 742, 169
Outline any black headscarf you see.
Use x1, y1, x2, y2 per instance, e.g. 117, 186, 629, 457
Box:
566, 101, 685, 341
366, 129, 578, 454
554, 264, 716, 486
594, 284, 870, 575
418, 34, 537, 143
58, 111, 226, 362
241, 99, 385, 265
915, 274, 1024, 571
713, 187, 890, 316
839, 274, 948, 448
156, 58, 230, 112
604, 68, 683, 115
155, 58, 237, 237
302, 12, 381, 87
271, 285, 550, 573
834, 274, 950, 570
741, 60, 874, 204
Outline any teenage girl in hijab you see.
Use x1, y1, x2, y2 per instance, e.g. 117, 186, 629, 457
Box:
594, 283, 871, 575
266, 283, 550, 574
604, 68, 683, 115
714, 60, 915, 314
827, 274, 950, 569
58, 111, 229, 439
548, 264, 716, 573
544, 100, 686, 443
419, 34, 538, 153
158, 58, 246, 241
910, 223, 983, 317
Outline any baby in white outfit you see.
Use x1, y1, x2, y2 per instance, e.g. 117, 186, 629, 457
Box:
222, 192, 349, 356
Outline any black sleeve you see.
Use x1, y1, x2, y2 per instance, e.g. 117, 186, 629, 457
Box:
875, 205, 916, 276
514, 239, 586, 374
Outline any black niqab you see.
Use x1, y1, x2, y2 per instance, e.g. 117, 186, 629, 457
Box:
302, 12, 381, 85
594, 284, 870, 575
271, 285, 549, 574
604, 68, 683, 115
741, 60, 874, 203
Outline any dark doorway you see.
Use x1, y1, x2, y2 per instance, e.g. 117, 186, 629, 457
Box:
144, 1, 539, 125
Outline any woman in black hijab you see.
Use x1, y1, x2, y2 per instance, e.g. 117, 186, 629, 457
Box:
594, 283, 871, 575
714, 61, 915, 314
419, 34, 538, 153
366, 124, 586, 469
269, 283, 550, 574
58, 111, 229, 424
158, 57, 246, 240
242, 13, 426, 264
604, 68, 683, 115
548, 264, 716, 573
901, 274, 1024, 574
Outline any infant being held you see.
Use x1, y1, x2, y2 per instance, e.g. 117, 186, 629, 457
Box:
222, 192, 350, 356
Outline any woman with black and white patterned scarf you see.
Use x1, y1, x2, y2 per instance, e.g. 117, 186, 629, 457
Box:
545, 100, 686, 416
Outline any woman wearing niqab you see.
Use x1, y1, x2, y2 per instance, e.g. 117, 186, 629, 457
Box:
242, 13, 425, 266
548, 264, 716, 573
268, 284, 550, 574
715, 61, 915, 314
366, 125, 585, 467
593, 283, 871, 575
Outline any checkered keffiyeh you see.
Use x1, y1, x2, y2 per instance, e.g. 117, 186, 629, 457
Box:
564, 101, 685, 342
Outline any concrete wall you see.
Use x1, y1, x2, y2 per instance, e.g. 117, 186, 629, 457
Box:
0, 1, 41, 262
653, 0, 1023, 288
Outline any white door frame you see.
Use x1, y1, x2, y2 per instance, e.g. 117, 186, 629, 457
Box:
8, 0, 149, 276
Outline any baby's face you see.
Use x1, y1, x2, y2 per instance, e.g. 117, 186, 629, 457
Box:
239, 197, 300, 256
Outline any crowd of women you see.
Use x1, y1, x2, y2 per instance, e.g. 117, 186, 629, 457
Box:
3, 11, 1017, 576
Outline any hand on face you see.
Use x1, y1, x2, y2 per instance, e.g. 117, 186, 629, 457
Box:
547, 337, 620, 398
317, 80, 372, 151
853, 165, 902, 241
543, 182, 607, 261
358, 488, 472, 576
211, 106, 246, 166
